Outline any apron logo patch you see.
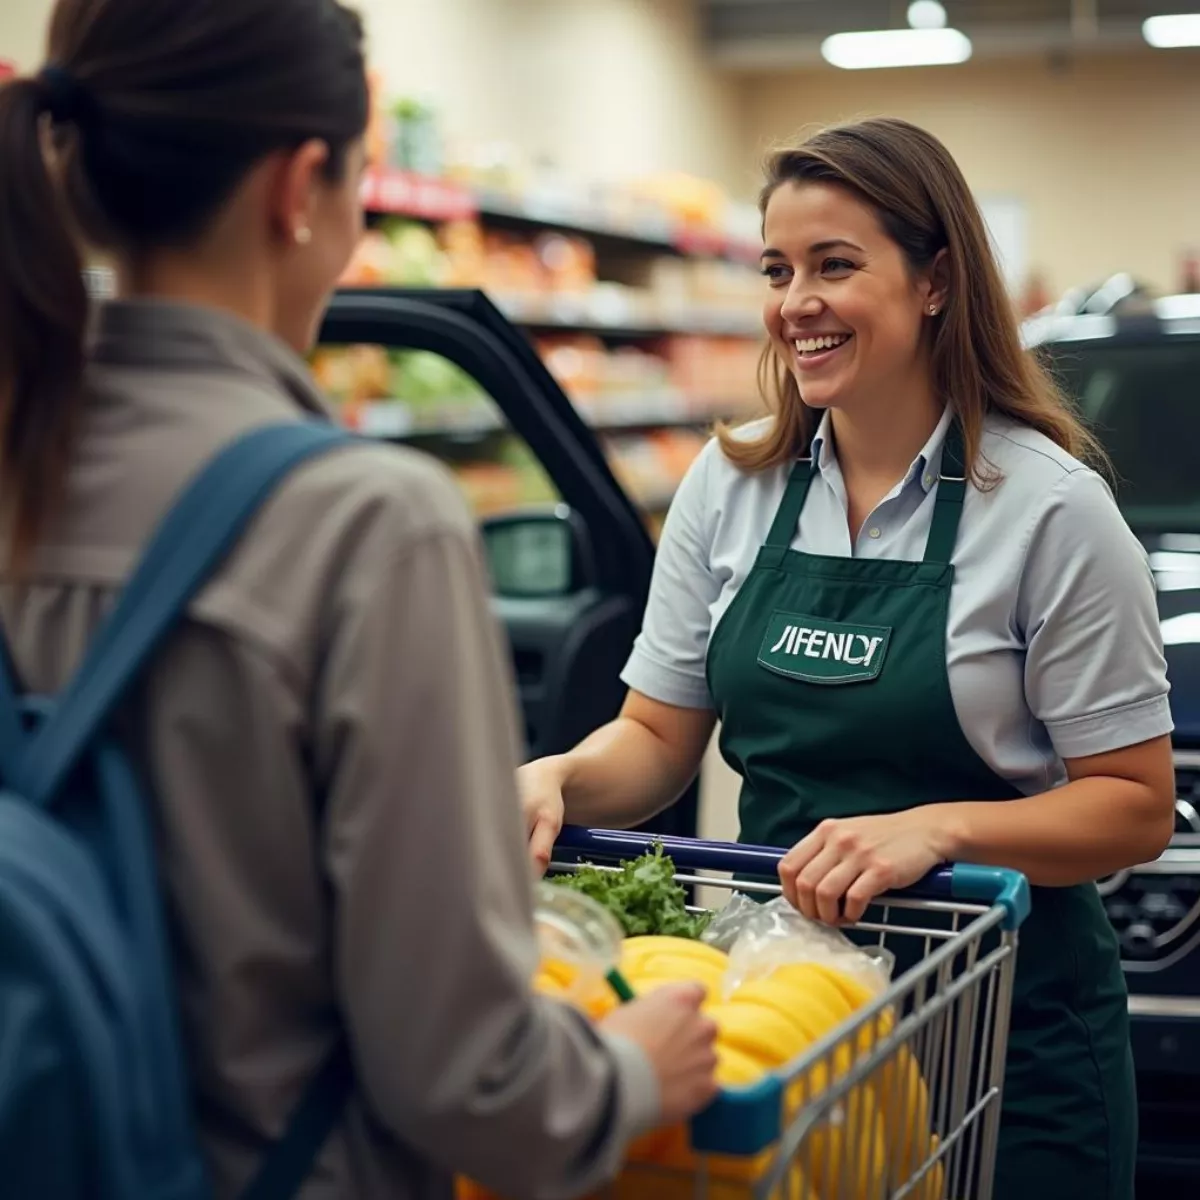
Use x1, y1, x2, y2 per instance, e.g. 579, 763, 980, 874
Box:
757, 611, 892, 684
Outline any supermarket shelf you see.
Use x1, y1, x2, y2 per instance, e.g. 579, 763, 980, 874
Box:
342, 288, 763, 339
344, 393, 755, 440
494, 293, 762, 339
360, 166, 762, 267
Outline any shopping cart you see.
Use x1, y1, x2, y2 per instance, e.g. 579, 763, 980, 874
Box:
552, 826, 1032, 1200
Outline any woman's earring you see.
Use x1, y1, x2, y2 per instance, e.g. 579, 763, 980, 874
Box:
928, 304, 939, 315
294, 226, 313, 246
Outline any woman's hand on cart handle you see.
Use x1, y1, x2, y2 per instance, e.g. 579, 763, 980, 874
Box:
599, 983, 720, 1127
518, 757, 568, 876
779, 807, 959, 925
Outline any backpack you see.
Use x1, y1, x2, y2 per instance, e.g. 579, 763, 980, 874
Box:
0, 421, 358, 1199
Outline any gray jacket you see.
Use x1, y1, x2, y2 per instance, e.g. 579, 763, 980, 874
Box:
0, 299, 656, 1199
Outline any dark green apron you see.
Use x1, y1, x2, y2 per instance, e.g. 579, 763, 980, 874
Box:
705, 425, 1135, 1200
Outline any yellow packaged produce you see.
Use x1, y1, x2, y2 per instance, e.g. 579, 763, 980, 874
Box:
708, 1000, 811, 1072
801, 1084, 889, 1200
726, 977, 846, 1049
532, 955, 618, 1019
613, 1157, 816, 1200
792, 981, 937, 1194
763, 963, 857, 1024
924, 1134, 947, 1200
537, 957, 577, 990
785, 1028, 936, 1200
621, 967, 724, 1006
728, 965, 850, 1048
871, 1043, 935, 1186
623, 949, 726, 983
722, 992, 817, 1050
620, 935, 729, 972
623, 1118, 816, 1200
531, 971, 569, 1000
716, 1041, 771, 1088
800, 961, 878, 1013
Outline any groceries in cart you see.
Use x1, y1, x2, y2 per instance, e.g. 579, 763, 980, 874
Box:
458, 842, 954, 1200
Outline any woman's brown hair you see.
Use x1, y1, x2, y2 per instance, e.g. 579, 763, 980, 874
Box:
717, 117, 1106, 483
0, 0, 369, 571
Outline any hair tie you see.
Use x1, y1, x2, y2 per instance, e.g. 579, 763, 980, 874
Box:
38, 64, 92, 126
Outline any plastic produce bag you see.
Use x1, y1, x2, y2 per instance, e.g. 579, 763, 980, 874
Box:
704, 895, 894, 1000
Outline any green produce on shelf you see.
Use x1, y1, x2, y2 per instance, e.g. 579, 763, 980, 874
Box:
381, 218, 448, 286
499, 438, 558, 505
389, 95, 443, 177
388, 349, 486, 409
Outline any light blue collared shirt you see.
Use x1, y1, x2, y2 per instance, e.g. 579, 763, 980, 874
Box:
622, 409, 1173, 796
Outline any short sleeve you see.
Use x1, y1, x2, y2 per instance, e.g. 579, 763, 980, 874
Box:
1016, 468, 1173, 760
620, 441, 721, 709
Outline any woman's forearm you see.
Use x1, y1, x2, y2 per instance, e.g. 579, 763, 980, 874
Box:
557, 703, 715, 829
938, 776, 1174, 886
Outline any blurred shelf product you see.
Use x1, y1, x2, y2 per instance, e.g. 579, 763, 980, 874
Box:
311, 342, 762, 439
360, 165, 762, 267
311, 341, 763, 534
339, 216, 764, 340
329, 84, 767, 539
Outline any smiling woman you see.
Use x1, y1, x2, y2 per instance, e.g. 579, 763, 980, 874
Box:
518, 116, 1177, 1200
716, 117, 1107, 488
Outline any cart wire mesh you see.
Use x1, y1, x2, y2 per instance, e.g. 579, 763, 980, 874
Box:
550, 828, 1030, 1200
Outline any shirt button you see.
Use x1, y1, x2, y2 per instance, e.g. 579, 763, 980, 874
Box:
868, 527, 881, 539
924, 473, 935, 487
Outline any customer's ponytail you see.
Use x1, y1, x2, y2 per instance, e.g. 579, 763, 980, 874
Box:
0, 75, 88, 572
0, 0, 369, 575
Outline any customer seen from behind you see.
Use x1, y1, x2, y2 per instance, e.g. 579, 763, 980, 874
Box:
0, 1, 718, 1197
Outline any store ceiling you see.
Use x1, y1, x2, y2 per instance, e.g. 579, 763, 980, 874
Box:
702, 0, 1196, 68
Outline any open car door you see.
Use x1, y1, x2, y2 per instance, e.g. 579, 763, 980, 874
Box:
320, 287, 699, 840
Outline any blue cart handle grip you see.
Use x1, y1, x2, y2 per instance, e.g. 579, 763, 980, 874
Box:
554, 826, 1030, 931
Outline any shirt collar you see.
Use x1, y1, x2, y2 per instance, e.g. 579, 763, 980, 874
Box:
808, 405, 955, 495
89, 299, 332, 419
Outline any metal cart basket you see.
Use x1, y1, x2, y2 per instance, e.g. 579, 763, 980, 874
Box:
552, 827, 1032, 1200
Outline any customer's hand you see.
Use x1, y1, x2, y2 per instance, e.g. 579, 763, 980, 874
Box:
600, 983, 719, 1125
517, 757, 568, 875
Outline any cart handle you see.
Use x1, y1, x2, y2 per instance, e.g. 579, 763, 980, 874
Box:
554, 826, 1030, 931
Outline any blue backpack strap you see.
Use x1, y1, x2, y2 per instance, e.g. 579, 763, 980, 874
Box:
14, 418, 360, 1198
0, 640, 27, 776
14, 420, 355, 807
238, 1041, 355, 1200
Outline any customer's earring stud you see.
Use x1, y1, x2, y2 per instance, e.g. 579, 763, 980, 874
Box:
294, 226, 312, 245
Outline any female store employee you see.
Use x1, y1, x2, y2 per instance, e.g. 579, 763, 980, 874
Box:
0, 1, 719, 1197
521, 118, 1176, 1200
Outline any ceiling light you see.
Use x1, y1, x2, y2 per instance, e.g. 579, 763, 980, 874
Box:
907, 1, 948, 30
821, 28, 972, 70
1143, 14, 1200, 47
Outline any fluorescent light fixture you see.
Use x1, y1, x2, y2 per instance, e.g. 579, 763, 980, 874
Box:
1143, 14, 1200, 48
908, 1, 948, 30
822, 28, 972, 70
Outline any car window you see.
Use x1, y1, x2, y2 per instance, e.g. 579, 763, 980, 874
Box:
312, 342, 563, 519
311, 341, 745, 541
1044, 339, 1200, 524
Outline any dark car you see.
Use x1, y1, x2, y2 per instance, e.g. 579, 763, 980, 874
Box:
1026, 283, 1200, 1186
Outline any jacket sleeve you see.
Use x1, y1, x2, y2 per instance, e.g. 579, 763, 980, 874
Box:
314, 457, 659, 1199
